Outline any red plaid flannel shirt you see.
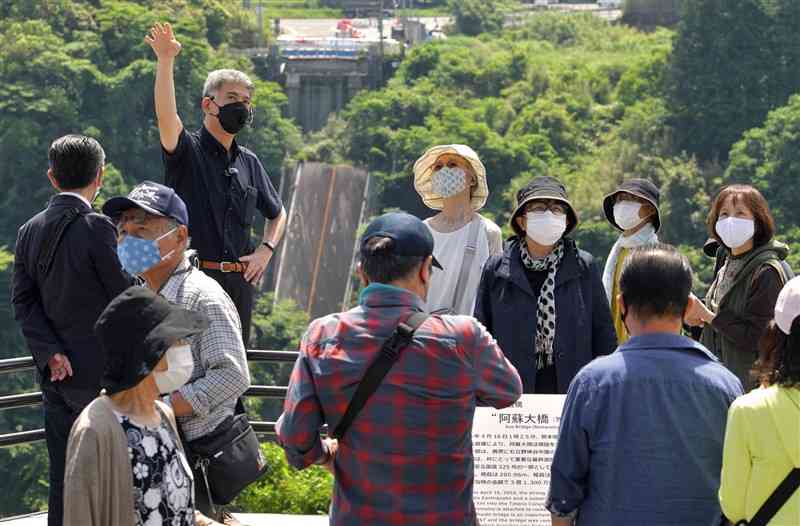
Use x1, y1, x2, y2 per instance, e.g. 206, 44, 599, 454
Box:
276, 283, 522, 526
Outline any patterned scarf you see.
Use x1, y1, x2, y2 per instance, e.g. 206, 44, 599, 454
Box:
520, 239, 565, 370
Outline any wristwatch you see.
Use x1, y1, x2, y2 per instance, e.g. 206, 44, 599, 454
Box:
262, 240, 276, 252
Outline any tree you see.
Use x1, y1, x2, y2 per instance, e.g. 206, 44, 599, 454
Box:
726, 94, 800, 229
622, 0, 682, 28
668, 0, 800, 161
449, 0, 505, 36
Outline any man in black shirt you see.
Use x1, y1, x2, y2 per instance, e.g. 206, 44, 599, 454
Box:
12, 135, 134, 526
146, 22, 287, 347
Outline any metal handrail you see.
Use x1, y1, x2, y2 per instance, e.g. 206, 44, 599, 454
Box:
0, 349, 300, 447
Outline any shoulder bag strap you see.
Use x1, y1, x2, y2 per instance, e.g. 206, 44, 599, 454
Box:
450, 216, 482, 313
740, 468, 800, 526
331, 311, 429, 441
37, 207, 86, 277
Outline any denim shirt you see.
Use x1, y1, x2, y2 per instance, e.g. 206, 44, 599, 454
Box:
547, 333, 743, 526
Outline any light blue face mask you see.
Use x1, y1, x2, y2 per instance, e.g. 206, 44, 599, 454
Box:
117, 228, 177, 276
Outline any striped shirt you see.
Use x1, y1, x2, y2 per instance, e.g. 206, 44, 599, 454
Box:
276, 283, 522, 526
160, 256, 250, 441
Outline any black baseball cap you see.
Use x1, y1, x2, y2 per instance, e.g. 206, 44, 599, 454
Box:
102, 180, 189, 226
361, 212, 443, 270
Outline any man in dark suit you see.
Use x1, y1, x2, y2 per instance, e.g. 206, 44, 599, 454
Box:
12, 135, 134, 526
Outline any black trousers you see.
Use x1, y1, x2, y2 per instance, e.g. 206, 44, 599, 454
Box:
43, 388, 82, 526
203, 270, 254, 348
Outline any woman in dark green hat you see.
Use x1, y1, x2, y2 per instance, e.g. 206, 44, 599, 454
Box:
63, 286, 221, 526
474, 176, 616, 394
601, 178, 661, 344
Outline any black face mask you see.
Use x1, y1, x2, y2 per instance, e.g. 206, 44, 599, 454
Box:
211, 99, 251, 135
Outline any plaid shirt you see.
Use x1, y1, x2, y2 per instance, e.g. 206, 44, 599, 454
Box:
160, 257, 250, 441
276, 283, 522, 526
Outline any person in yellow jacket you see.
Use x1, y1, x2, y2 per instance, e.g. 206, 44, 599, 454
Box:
719, 276, 800, 525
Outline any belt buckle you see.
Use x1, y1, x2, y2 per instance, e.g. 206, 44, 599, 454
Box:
220, 261, 234, 273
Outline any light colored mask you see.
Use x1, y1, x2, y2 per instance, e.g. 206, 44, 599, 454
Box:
526, 211, 567, 246
715, 217, 755, 250
613, 201, 644, 230
154, 344, 194, 395
431, 166, 468, 198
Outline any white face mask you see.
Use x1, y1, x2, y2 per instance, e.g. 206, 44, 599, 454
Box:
613, 201, 644, 230
525, 211, 567, 246
431, 166, 468, 198
154, 344, 194, 395
715, 217, 755, 250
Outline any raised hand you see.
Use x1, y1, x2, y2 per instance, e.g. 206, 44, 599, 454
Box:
144, 22, 182, 60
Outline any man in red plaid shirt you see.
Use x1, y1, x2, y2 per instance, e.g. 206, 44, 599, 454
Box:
277, 212, 522, 525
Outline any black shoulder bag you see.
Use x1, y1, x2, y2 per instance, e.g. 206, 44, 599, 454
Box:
37, 207, 86, 277
181, 399, 267, 510
331, 311, 429, 441
722, 468, 800, 526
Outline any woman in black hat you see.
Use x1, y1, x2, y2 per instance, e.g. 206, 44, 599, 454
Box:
474, 176, 616, 394
601, 179, 661, 344
63, 287, 221, 526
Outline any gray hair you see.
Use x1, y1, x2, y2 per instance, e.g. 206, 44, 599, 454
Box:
202, 69, 255, 98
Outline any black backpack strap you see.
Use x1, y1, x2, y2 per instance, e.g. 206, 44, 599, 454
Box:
741, 468, 800, 526
331, 311, 429, 441
37, 207, 86, 277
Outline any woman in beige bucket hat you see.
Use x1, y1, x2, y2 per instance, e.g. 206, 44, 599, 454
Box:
413, 144, 502, 315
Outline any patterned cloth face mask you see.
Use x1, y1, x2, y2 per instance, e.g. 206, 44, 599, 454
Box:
431, 166, 468, 198
117, 228, 177, 276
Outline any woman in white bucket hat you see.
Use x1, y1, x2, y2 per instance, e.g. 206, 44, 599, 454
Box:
413, 144, 502, 315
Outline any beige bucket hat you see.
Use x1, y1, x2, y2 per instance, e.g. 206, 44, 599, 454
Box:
413, 144, 489, 211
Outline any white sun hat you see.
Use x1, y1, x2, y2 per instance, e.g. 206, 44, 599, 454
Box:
774, 276, 800, 335
412, 144, 489, 211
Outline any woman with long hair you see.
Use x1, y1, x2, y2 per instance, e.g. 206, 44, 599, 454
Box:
719, 277, 800, 524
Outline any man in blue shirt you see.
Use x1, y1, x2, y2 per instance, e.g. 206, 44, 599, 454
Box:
547, 245, 743, 526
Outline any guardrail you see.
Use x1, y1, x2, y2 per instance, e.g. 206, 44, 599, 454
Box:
0, 350, 300, 448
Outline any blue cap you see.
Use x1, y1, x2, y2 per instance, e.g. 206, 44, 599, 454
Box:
102, 181, 189, 226
361, 212, 443, 269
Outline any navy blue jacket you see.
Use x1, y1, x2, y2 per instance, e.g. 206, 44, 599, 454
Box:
474, 237, 616, 393
12, 194, 134, 409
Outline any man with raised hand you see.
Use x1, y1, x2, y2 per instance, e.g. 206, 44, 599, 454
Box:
146, 22, 287, 347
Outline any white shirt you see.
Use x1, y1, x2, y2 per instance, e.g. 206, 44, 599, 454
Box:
425, 215, 502, 315
59, 191, 93, 209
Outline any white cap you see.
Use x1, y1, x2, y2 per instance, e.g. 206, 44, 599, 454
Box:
774, 276, 800, 335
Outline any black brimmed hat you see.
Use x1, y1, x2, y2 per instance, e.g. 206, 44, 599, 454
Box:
96, 286, 209, 395
510, 176, 578, 237
603, 179, 661, 232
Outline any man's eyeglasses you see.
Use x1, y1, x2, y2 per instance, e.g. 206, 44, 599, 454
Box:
112, 209, 150, 234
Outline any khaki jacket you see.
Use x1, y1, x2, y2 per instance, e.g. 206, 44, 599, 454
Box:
63, 396, 189, 526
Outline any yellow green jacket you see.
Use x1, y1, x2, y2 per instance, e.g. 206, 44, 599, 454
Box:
719, 385, 800, 524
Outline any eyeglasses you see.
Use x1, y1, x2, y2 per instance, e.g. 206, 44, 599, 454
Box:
525, 202, 567, 216
113, 209, 150, 235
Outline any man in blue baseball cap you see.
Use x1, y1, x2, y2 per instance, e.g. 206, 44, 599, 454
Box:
277, 211, 522, 526
103, 182, 251, 523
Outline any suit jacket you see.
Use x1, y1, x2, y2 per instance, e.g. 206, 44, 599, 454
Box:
12, 194, 134, 409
